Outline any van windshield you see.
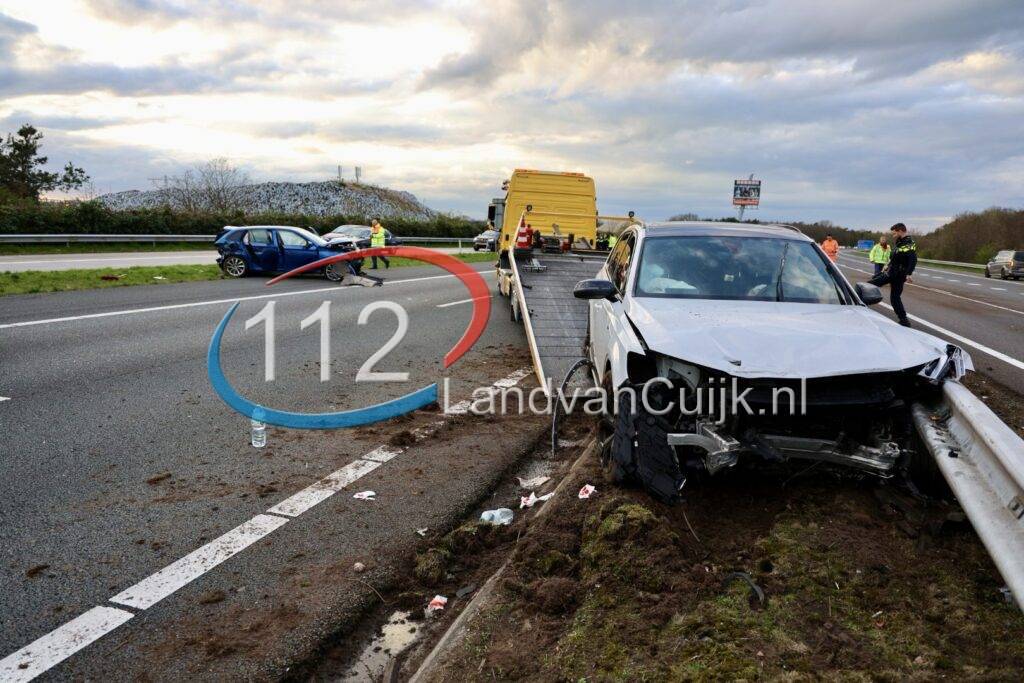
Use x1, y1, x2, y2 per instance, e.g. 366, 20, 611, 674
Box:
634, 235, 848, 304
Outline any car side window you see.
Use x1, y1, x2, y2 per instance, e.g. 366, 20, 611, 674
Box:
609, 235, 635, 292
278, 230, 309, 247
248, 229, 273, 246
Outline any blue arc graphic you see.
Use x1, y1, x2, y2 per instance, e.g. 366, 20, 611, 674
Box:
207, 303, 438, 429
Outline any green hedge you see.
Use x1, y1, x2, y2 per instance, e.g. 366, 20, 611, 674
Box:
0, 201, 486, 238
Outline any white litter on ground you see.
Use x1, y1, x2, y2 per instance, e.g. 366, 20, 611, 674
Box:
578, 484, 596, 499
425, 595, 448, 617
517, 475, 551, 489
520, 491, 555, 508
353, 490, 376, 500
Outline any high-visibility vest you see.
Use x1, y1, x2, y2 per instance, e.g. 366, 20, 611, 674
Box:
607, 235, 618, 248
869, 243, 890, 264
370, 226, 386, 248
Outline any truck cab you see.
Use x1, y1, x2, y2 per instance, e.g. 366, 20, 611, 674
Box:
488, 169, 599, 252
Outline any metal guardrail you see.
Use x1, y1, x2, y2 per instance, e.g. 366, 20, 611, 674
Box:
912, 381, 1024, 610
851, 248, 984, 269
0, 234, 472, 246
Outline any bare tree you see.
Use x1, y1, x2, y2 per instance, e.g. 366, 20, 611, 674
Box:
153, 158, 250, 212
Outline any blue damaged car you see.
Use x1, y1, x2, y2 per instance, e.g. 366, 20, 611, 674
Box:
215, 225, 364, 281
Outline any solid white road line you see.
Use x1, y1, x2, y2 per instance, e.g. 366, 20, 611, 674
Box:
436, 295, 492, 308
840, 264, 1024, 317
0, 366, 531, 680
838, 254, 1012, 286
879, 304, 1024, 372
0, 271, 496, 330
0, 396, 9, 402
109, 514, 289, 610
0, 606, 134, 683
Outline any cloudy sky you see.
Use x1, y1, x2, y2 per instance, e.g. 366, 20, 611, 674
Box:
1, 0, 1023, 229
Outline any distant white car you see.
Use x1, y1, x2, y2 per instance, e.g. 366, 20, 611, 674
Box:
574, 221, 970, 502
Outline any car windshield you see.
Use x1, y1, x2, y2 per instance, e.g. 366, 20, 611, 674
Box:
1015, 251, 1024, 261
634, 235, 847, 304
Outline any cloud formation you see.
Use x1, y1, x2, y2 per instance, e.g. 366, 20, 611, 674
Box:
1, 0, 1022, 229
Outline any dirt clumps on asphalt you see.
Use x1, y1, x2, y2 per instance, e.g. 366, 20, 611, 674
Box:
424, 452, 1024, 681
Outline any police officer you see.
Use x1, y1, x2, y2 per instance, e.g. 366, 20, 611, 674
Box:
869, 222, 916, 327
369, 218, 389, 270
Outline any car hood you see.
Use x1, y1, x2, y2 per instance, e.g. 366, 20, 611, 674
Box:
625, 297, 958, 379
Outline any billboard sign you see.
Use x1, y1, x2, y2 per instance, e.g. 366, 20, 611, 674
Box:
733, 179, 761, 206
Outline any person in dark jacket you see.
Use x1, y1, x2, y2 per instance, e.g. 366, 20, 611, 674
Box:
868, 222, 916, 327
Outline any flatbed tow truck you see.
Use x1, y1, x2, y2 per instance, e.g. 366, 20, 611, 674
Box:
489, 169, 635, 390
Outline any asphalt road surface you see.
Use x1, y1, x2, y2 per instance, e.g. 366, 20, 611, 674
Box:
0, 263, 550, 680
836, 251, 1024, 394
0, 247, 474, 272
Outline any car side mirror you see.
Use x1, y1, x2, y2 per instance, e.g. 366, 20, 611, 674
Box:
856, 282, 883, 305
574, 279, 617, 300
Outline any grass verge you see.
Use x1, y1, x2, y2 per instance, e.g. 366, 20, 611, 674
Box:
429, 451, 1024, 681
0, 252, 497, 297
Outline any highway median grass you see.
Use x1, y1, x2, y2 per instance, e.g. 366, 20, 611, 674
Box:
0, 252, 497, 296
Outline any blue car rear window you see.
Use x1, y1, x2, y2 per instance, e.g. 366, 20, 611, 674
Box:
248, 229, 273, 245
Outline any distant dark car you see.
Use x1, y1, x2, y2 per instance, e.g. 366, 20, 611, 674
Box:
320, 224, 401, 249
473, 229, 498, 251
215, 226, 362, 281
984, 250, 1024, 280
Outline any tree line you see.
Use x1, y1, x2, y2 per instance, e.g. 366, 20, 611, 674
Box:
668, 212, 1024, 263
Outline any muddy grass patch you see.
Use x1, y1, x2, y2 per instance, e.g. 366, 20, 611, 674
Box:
430, 456, 1024, 681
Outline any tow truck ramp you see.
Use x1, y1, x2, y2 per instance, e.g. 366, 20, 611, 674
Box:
508, 250, 606, 391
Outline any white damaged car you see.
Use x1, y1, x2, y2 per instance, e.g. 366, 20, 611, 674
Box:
574, 222, 971, 502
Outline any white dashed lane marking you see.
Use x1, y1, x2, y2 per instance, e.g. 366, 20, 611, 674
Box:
109, 514, 289, 610
0, 607, 134, 683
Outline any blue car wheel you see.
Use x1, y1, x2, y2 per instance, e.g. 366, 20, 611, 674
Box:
222, 255, 248, 277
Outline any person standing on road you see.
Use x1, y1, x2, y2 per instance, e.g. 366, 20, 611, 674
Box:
821, 233, 839, 262
868, 235, 891, 276
868, 223, 917, 327
370, 218, 389, 270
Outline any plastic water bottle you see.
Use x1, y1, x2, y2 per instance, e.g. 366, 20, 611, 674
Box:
251, 410, 266, 448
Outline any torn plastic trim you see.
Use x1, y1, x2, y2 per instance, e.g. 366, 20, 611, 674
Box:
911, 381, 1024, 612
918, 344, 973, 385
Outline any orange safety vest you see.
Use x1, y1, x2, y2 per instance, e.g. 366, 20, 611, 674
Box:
821, 238, 839, 261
